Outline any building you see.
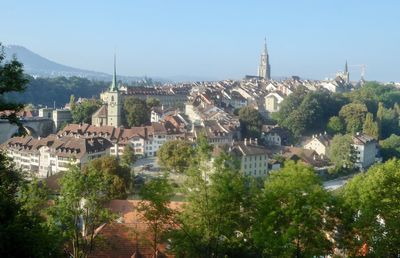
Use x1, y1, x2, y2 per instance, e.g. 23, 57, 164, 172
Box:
231, 138, 269, 178
352, 133, 378, 170
258, 38, 271, 80
192, 120, 234, 146
1, 135, 112, 178
38, 107, 72, 130
52, 109, 72, 130
59, 123, 183, 158
264, 91, 284, 114
303, 132, 332, 156
261, 125, 291, 146
92, 56, 122, 128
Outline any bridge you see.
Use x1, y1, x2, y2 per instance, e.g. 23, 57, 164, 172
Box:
0, 117, 55, 144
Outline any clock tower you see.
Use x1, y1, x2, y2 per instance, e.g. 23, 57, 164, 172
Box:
107, 55, 122, 127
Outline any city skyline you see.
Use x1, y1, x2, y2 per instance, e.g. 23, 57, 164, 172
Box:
2, 0, 400, 82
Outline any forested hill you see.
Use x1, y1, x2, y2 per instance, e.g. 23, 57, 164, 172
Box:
5, 76, 109, 107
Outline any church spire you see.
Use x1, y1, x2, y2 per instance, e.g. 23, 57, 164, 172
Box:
345, 60, 348, 73
263, 37, 268, 55
109, 54, 118, 92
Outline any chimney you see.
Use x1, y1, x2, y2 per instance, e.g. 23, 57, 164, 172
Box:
255, 138, 258, 145
244, 138, 247, 146
249, 138, 252, 144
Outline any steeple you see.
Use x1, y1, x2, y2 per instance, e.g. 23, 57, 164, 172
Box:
263, 37, 268, 55
345, 60, 348, 73
258, 37, 271, 80
109, 54, 118, 92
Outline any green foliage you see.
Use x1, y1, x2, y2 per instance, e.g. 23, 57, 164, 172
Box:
347, 81, 400, 113
253, 161, 334, 257
49, 164, 112, 258
5, 75, 109, 108
326, 116, 345, 134
71, 98, 102, 124
339, 102, 368, 133
146, 97, 161, 109
0, 44, 61, 257
157, 140, 194, 173
120, 144, 136, 167
0, 154, 62, 257
138, 175, 174, 255
123, 96, 150, 127
340, 159, 400, 256
238, 106, 264, 138
169, 150, 260, 257
276, 87, 346, 138
379, 134, 400, 161
84, 156, 131, 199
0, 43, 29, 125
327, 134, 356, 169
363, 112, 379, 139
376, 102, 400, 139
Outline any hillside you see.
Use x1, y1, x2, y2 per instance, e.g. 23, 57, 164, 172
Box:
3, 45, 142, 81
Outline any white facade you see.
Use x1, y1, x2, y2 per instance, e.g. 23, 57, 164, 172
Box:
352, 134, 378, 170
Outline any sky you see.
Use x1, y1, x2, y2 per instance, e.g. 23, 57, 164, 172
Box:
1, 0, 400, 82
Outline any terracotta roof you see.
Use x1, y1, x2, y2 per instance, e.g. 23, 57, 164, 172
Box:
88, 200, 183, 258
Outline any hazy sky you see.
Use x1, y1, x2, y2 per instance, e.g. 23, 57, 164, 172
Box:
2, 0, 400, 81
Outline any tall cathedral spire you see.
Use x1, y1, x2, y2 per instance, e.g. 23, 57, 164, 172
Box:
109, 54, 118, 92
258, 37, 271, 80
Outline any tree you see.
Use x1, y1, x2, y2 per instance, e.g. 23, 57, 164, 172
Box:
238, 106, 264, 138
120, 144, 136, 168
168, 146, 260, 257
379, 134, 400, 161
123, 96, 149, 127
327, 134, 356, 169
252, 161, 335, 257
326, 116, 345, 134
339, 102, 368, 133
49, 164, 112, 258
0, 43, 61, 257
84, 156, 131, 199
69, 94, 76, 110
157, 140, 194, 173
276, 88, 346, 139
0, 43, 29, 125
146, 97, 161, 109
363, 112, 379, 139
138, 175, 174, 256
71, 98, 101, 124
340, 159, 400, 256
376, 102, 400, 139
5, 75, 109, 108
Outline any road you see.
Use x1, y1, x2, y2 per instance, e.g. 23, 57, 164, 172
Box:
323, 175, 355, 191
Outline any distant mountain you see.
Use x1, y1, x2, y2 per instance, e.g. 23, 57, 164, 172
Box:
3, 45, 143, 81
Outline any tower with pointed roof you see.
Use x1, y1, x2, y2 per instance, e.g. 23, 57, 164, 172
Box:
343, 60, 350, 84
258, 38, 271, 80
106, 55, 122, 127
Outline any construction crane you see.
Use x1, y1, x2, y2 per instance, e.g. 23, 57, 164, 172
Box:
350, 64, 366, 82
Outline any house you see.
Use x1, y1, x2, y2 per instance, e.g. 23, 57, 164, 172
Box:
261, 125, 291, 146
231, 138, 269, 178
280, 146, 330, 170
265, 91, 284, 114
150, 106, 179, 123
303, 132, 332, 156
193, 120, 234, 146
1, 135, 112, 178
352, 133, 378, 170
